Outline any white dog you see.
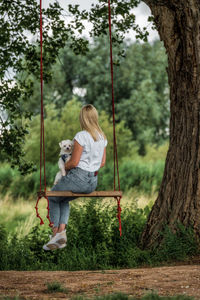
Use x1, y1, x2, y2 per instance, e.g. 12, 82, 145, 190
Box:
54, 139, 74, 185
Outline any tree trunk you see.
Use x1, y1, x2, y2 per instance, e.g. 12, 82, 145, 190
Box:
141, 0, 200, 248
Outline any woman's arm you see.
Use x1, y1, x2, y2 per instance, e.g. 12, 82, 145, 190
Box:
65, 140, 83, 170
100, 148, 106, 168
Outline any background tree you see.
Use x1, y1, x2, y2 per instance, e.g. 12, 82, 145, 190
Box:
117, 41, 169, 154
23, 38, 169, 155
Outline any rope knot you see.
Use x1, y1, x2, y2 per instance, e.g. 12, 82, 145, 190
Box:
35, 193, 52, 227
37, 191, 46, 198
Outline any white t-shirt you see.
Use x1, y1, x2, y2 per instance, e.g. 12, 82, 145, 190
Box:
74, 130, 107, 172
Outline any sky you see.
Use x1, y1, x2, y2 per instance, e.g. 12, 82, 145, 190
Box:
45, 0, 159, 42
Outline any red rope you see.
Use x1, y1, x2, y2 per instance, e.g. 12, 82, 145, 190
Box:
108, 0, 122, 236
35, 0, 52, 227
35, 0, 120, 233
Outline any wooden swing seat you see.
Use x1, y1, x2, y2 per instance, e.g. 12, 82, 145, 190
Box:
46, 190, 122, 198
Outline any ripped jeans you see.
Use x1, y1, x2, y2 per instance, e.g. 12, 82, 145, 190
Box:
48, 167, 98, 227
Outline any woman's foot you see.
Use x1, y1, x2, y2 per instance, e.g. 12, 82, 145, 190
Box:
43, 231, 67, 251
55, 230, 67, 246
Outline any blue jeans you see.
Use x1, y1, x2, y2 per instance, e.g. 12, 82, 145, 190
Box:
48, 167, 98, 227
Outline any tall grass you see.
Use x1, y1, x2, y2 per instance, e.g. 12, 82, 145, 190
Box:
0, 195, 49, 236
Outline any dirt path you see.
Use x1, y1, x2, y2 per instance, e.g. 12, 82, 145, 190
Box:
0, 265, 200, 300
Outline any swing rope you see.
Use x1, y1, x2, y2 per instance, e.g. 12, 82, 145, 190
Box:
108, 0, 122, 236
35, 0, 52, 227
35, 0, 122, 235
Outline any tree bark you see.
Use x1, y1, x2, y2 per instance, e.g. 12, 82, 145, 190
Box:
141, 0, 200, 248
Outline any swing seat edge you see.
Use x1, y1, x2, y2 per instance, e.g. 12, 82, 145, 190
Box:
46, 190, 122, 198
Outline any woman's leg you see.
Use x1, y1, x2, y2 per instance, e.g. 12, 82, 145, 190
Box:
52, 227, 59, 236
48, 175, 75, 235
58, 224, 66, 233
49, 198, 60, 231
46, 169, 97, 246
58, 200, 70, 232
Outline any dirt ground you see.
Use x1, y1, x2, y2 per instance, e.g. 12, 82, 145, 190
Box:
0, 265, 200, 300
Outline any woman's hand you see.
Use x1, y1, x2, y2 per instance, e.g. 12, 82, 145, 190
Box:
65, 140, 83, 170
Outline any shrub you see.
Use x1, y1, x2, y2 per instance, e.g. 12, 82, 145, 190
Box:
99, 159, 165, 194
0, 224, 8, 270
45, 281, 69, 293
9, 163, 57, 198
0, 199, 199, 271
0, 164, 17, 195
153, 223, 199, 262
0, 159, 164, 198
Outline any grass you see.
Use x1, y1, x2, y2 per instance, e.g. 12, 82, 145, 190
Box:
0, 194, 40, 236
121, 188, 156, 209
71, 293, 194, 300
0, 293, 194, 300
45, 281, 69, 293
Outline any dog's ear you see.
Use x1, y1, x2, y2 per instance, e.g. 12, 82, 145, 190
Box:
59, 141, 62, 148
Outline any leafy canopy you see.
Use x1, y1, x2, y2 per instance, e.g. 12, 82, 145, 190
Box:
25, 38, 169, 155
0, 0, 152, 173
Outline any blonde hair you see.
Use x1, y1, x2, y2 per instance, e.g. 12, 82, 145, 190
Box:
79, 104, 106, 141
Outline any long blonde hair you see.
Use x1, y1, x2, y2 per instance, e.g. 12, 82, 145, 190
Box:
79, 104, 106, 141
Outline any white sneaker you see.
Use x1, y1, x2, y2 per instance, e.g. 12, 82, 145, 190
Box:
43, 234, 58, 251
55, 230, 67, 246
43, 231, 67, 251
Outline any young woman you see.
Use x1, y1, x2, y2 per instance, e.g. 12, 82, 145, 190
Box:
43, 104, 107, 250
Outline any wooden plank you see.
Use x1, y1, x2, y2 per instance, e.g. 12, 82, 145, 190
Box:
46, 190, 122, 197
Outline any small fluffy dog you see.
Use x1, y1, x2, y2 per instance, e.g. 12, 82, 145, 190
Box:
54, 139, 74, 185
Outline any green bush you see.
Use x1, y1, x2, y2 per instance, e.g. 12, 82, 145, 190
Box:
0, 164, 17, 195
45, 281, 69, 293
0, 199, 198, 271
0, 224, 8, 270
119, 160, 164, 193
0, 158, 164, 198
153, 223, 198, 263
8, 163, 57, 198
97, 160, 164, 194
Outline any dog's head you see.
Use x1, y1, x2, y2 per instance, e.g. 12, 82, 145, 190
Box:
59, 139, 73, 154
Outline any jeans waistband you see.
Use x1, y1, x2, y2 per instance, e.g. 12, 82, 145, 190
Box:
75, 167, 98, 177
